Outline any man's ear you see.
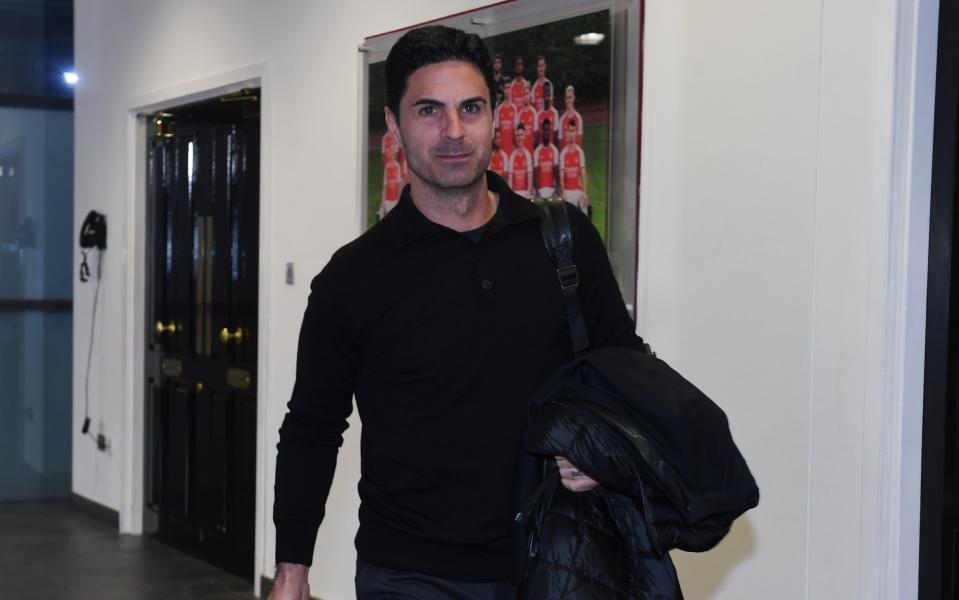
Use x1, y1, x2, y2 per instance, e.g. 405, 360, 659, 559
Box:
384, 107, 402, 146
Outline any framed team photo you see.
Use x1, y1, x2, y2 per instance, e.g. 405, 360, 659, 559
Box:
360, 0, 642, 311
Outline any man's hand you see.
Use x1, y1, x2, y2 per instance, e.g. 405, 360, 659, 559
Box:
268, 563, 310, 600
555, 456, 600, 492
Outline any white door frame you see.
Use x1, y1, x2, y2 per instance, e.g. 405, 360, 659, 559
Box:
876, 0, 937, 598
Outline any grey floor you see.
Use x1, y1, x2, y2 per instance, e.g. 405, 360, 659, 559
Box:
0, 501, 257, 600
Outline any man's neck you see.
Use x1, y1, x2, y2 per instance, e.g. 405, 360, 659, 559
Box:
408, 176, 498, 232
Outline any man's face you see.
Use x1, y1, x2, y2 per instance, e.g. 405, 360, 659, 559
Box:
567, 123, 577, 142
515, 58, 524, 76
385, 61, 493, 192
516, 127, 525, 147
565, 89, 575, 109
493, 56, 502, 74
537, 58, 546, 78
542, 120, 551, 143
493, 128, 501, 150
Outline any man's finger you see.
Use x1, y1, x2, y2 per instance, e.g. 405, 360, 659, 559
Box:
559, 474, 600, 493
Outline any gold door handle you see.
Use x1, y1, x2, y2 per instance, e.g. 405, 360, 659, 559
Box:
155, 321, 180, 335
220, 327, 245, 345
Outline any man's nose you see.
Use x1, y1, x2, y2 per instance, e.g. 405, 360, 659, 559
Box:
443, 111, 466, 140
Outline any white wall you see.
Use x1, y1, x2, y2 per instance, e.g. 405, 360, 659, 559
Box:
73, 1, 932, 599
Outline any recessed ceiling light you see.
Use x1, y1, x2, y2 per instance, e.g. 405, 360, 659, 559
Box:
574, 33, 605, 46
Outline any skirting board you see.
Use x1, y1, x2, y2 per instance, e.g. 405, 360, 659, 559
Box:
70, 493, 120, 529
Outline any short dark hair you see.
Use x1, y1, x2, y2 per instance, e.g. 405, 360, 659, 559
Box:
385, 25, 497, 117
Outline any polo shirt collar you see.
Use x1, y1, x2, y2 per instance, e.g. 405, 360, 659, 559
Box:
385, 171, 543, 246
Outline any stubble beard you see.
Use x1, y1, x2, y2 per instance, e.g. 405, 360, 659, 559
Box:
406, 142, 493, 195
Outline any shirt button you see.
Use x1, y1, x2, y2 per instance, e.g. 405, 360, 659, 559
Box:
481, 280, 493, 291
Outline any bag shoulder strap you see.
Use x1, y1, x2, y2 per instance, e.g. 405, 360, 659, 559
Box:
532, 197, 590, 353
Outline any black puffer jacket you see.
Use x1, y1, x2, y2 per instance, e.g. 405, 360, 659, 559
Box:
514, 346, 760, 599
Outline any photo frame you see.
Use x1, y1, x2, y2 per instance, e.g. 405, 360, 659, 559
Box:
359, 0, 642, 313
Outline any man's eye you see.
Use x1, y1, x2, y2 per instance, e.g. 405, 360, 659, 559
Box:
420, 106, 437, 116
463, 103, 480, 114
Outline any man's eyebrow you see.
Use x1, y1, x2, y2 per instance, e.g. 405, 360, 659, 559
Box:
411, 98, 444, 107
409, 97, 488, 108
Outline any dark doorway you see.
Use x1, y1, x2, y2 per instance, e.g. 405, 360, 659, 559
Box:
143, 90, 260, 581
920, 2, 959, 598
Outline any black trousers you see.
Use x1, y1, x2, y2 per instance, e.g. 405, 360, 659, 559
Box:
355, 559, 518, 600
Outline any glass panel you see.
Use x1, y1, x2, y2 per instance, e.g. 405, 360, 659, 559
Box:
0, 310, 73, 501
0, 1, 74, 98
0, 1, 75, 504
0, 107, 74, 300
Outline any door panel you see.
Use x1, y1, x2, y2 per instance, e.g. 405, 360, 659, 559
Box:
231, 394, 257, 545
145, 93, 259, 580
164, 382, 193, 524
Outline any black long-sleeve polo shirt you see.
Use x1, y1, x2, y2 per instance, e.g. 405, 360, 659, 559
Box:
274, 172, 645, 582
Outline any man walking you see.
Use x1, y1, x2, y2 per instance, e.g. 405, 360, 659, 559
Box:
271, 25, 642, 600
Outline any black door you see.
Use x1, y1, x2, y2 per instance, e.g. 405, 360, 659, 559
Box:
920, 2, 959, 597
144, 92, 260, 580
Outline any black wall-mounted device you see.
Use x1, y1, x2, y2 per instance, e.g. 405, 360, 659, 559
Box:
79, 210, 107, 250
79, 211, 106, 282
79, 210, 107, 439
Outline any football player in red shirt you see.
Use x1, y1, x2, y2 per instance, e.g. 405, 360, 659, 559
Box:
531, 55, 553, 112
509, 56, 529, 107
382, 129, 408, 180
381, 131, 397, 165
559, 85, 584, 148
488, 127, 509, 181
537, 80, 559, 148
516, 82, 537, 153
559, 119, 588, 214
379, 141, 405, 218
508, 124, 534, 199
533, 118, 560, 199
494, 83, 517, 156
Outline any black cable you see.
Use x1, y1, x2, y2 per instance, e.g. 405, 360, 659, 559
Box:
81, 249, 102, 442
